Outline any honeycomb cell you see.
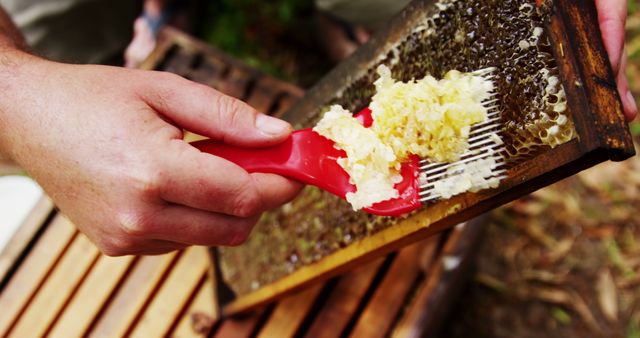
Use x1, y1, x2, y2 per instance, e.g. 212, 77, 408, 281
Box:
323, 0, 576, 164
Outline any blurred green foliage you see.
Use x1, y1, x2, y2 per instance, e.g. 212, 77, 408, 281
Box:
631, 122, 640, 137
200, 0, 329, 85
629, 320, 640, 338
551, 307, 572, 325
203, 0, 310, 54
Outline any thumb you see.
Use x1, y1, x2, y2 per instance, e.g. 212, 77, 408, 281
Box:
142, 72, 292, 147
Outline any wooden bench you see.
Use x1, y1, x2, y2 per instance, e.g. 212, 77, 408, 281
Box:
0, 28, 485, 338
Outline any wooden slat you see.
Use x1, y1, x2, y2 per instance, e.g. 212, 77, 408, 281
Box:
217, 67, 256, 100
88, 252, 179, 338
139, 33, 178, 71
0, 214, 76, 336
270, 94, 299, 118
418, 234, 442, 272
214, 310, 267, 338
305, 258, 384, 338
129, 247, 211, 338
162, 48, 196, 77
257, 283, 324, 338
189, 57, 229, 88
170, 275, 218, 338
348, 242, 424, 338
389, 244, 458, 337
0, 196, 52, 284
257, 76, 304, 101
389, 221, 484, 338
8, 234, 100, 338
246, 75, 303, 114
245, 80, 277, 113
47, 255, 137, 338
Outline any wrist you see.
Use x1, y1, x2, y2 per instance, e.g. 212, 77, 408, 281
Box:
0, 49, 49, 161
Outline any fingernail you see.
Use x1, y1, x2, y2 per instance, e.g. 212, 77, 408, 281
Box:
627, 90, 638, 116
256, 114, 291, 136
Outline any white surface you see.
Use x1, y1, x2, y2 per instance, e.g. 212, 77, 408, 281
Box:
0, 176, 43, 250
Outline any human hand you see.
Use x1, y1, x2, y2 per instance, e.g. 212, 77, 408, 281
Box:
0, 51, 302, 255
596, 0, 638, 121
124, 0, 170, 68
124, 15, 158, 69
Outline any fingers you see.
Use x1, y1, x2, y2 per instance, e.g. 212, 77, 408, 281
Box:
124, 17, 157, 69
100, 237, 187, 256
140, 73, 292, 147
106, 204, 260, 253
251, 173, 304, 210
125, 65, 303, 253
596, 0, 637, 121
595, 0, 627, 73
136, 241, 188, 255
149, 148, 301, 247
119, 240, 187, 256
157, 141, 303, 216
157, 140, 264, 217
146, 204, 260, 246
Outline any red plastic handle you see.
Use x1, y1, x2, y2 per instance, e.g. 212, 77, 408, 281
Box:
362, 155, 421, 216
191, 108, 421, 217
192, 129, 355, 199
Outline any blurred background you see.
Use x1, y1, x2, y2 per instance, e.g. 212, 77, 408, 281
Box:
1, 1, 639, 337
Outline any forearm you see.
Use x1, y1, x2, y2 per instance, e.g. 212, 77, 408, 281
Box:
0, 51, 39, 163
0, 6, 27, 51
0, 6, 40, 162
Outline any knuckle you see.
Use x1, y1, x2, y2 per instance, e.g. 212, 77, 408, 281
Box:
227, 230, 250, 246
141, 174, 163, 197
131, 164, 166, 198
150, 73, 182, 109
226, 219, 257, 246
215, 94, 250, 130
230, 182, 263, 218
102, 246, 127, 257
116, 209, 154, 238
101, 237, 138, 256
101, 246, 125, 257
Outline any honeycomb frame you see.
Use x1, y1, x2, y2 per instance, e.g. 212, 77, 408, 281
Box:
217, 0, 634, 315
